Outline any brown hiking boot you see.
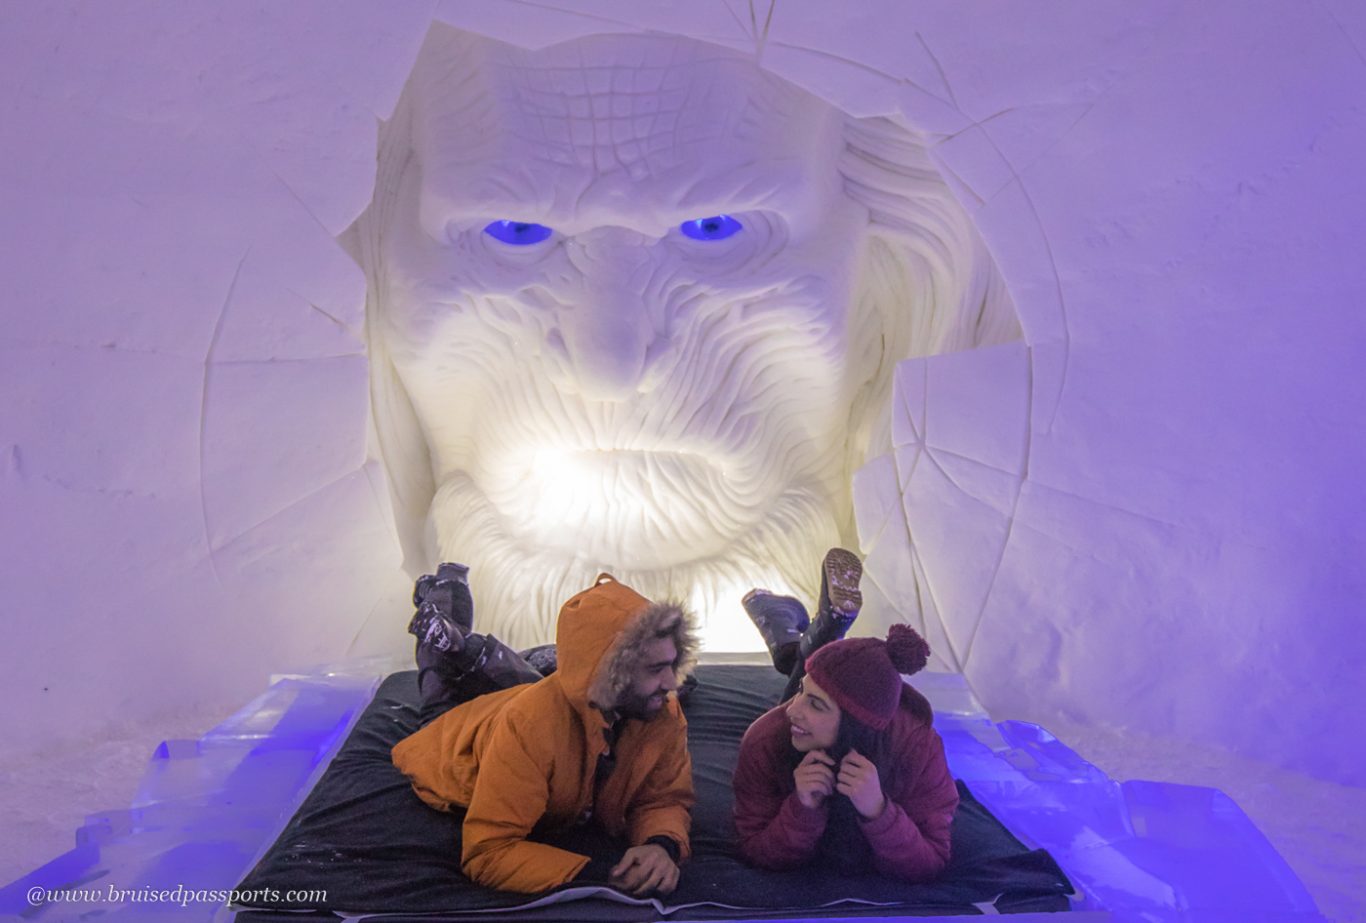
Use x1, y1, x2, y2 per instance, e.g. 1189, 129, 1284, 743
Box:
799, 548, 863, 659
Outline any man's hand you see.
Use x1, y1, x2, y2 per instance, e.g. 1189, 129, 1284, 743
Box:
610, 843, 679, 896
793, 749, 836, 809
836, 749, 886, 819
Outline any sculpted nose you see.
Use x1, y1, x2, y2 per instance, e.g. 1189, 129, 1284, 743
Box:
547, 229, 667, 401
548, 301, 650, 401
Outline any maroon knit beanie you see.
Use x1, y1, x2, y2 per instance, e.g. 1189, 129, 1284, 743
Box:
804, 624, 932, 730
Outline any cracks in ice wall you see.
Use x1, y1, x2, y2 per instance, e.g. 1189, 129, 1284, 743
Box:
212, 468, 364, 554
501, 0, 643, 32
270, 169, 340, 239
302, 300, 359, 341
1318, 0, 1366, 67
913, 32, 960, 110
765, 40, 931, 91
745, 0, 777, 61
2, 444, 20, 478
197, 250, 250, 590
961, 349, 1033, 669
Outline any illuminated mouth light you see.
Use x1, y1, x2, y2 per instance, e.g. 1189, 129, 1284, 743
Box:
527, 448, 590, 515
518, 448, 801, 648
689, 576, 799, 653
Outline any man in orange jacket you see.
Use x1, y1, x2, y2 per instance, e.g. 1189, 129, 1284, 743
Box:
392, 568, 698, 895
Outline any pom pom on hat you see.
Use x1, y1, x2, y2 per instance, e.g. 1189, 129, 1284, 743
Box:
805, 625, 932, 730
885, 623, 931, 676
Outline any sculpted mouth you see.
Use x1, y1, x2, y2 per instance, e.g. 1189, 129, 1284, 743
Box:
472, 444, 768, 565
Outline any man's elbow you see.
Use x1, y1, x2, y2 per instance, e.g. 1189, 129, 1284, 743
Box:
461, 851, 579, 894
461, 845, 509, 891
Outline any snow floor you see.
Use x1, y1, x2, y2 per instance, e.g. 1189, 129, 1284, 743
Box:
0, 661, 1361, 922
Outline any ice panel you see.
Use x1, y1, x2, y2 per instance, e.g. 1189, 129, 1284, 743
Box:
905, 3, 1183, 128
928, 451, 1021, 519
851, 449, 926, 643
0, 670, 378, 921
850, 452, 901, 552
923, 340, 1030, 476
890, 358, 927, 448
210, 465, 402, 655
764, 0, 959, 120
902, 454, 1014, 659
932, 125, 1017, 205
209, 246, 366, 364
752, 42, 905, 121
976, 100, 1098, 182
909, 546, 960, 674
893, 443, 920, 494
200, 356, 369, 548
967, 177, 1069, 349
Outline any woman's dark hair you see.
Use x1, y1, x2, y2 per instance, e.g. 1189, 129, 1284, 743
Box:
831, 708, 890, 769
820, 709, 897, 872
782, 699, 898, 873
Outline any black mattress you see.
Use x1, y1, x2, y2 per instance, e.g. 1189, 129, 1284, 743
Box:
234, 664, 1072, 920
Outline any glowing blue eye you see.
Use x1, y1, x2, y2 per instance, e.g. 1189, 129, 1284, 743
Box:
680, 214, 743, 241
483, 220, 553, 245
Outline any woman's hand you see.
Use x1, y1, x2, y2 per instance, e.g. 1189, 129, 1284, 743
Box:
837, 749, 887, 819
793, 749, 836, 808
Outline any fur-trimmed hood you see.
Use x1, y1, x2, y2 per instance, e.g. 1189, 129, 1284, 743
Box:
554, 573, 698, 713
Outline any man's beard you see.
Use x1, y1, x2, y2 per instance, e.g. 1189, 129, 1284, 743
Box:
616, 688, 669, 721
426, 473, 845, 651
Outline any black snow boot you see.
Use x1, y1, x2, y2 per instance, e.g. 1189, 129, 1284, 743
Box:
518, 643, 559, 677
411, 629, 544, 722
411, 562, 474, 634
408, 586, 473, 722
453, 633, 546, 693
742, 589, 810, 675
408, 563, 538, 720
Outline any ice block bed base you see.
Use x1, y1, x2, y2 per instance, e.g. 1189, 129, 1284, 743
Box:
0, 658, 1323, 922
232, 665, 1073, 920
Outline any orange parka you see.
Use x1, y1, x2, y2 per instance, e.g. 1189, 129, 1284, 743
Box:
391, 575, 696, 893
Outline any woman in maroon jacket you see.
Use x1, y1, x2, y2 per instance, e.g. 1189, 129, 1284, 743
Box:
732, 550, 960, 881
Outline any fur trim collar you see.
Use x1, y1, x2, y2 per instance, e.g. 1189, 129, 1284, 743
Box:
587, 600, 698, 710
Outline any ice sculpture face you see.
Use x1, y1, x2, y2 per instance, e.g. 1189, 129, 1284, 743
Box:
357, 29, 1017, 647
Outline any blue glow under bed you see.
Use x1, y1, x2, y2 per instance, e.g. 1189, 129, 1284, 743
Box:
0, 658, 1323, 922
